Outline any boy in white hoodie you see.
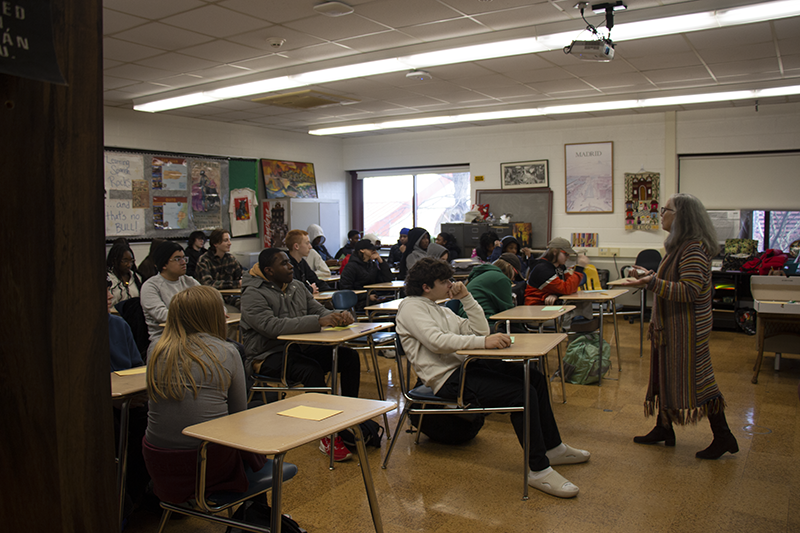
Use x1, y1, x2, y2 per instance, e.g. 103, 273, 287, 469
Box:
395, 257, 590, 499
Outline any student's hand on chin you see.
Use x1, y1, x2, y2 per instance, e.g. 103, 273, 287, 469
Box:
449, 281, 468, 300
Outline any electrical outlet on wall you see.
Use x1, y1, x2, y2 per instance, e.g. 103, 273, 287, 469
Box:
598, 248, 620, 257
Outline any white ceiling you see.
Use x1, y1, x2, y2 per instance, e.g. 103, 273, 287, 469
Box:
103, 0, 800, 137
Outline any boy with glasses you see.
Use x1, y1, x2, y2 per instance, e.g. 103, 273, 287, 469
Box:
140, 241, 200, 344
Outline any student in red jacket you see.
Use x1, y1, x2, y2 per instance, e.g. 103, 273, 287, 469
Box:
524, 238, 593, 327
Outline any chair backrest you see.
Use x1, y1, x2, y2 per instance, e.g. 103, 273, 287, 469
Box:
393, 337, 414, 400
331, 290, 358, 311
579, 264, 602, 291
444, 299, 461, 315
636, 249, 663, 273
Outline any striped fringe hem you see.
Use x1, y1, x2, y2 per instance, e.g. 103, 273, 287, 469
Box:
644, 396, 726, 426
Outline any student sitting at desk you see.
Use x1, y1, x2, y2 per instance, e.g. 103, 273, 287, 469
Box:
137, 238, 165, 282
426, 242, 450, 262
396, 258, 590, 498
308, 223, 339, 267
142, 286, 268, 506
340, 239, 393, 310
107, 241, 143, 306
525, 237, 592, 326
108, 278, 151, 519
196, 228, 243, 290
184, 230, 207, 279
335, 230, 361, 261
286, 229, 331, 294
388, 228, 409, 266
240, 248, 360, 462
398, 227, 430, 279
141, 242, 200, 343
456, 258, 519, 331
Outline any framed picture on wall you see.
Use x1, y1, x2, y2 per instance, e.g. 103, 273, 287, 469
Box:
500, 160, 549, 189
565, 141, 613, 214
261, 158, 318, 199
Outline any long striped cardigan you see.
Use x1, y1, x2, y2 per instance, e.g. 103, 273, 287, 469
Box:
645, 241, 724, 425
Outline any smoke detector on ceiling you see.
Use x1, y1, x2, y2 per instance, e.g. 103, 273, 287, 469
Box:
313, 1, 354, 17
406, 69, 432, 81
266, 37, 286, 49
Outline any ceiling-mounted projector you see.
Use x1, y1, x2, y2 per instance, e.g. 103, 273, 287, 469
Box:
565, 39, 615, 61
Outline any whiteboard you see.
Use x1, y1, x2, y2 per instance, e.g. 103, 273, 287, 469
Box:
678, 152, 800, 210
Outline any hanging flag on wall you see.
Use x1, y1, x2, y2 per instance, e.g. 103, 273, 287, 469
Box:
624, 171, 660, 231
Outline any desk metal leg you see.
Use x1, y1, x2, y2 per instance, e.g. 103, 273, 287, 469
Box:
612, 304, 622, 372
330, 345, 339, 470
117, 398, 131, 530
270, 453, 286, 533
522, 361, 530, 501
367, 337, 391, 439
597, 304, 605, 386
353, 425, 384, 533
555, 318, 567, 403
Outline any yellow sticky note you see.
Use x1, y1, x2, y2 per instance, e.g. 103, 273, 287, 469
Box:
277, 406, 343, 421
324, 324, 357, 331
114, 366, 146, 376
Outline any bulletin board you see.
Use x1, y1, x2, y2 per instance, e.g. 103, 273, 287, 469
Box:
104, 149, 257, 241
476, 188, 553, 249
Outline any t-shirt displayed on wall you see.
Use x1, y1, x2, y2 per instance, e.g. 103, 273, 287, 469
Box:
229, 187, 258, 237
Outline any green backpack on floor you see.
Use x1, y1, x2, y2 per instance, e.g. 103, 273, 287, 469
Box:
561, 333, 611, 385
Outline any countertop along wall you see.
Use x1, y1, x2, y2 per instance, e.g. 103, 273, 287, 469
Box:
103, 107, 347, 259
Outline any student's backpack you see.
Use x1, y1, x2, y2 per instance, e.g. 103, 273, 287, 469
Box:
338, 419, 384, 452
561, 333, 611, 385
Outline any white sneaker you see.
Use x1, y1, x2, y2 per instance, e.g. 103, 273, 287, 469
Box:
548, 443, 591, 465
528, 468, 579, 498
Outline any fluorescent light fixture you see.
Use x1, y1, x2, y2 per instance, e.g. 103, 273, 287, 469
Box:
309, 85, 800, 135
134, 93, 219, 112
135, 0, 800, 112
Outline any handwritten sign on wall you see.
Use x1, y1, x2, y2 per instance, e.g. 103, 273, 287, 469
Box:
105, 199, 144, 236
105, 152, 144, 192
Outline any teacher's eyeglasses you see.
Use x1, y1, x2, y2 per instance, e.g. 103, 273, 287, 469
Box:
660, 207, 675, 216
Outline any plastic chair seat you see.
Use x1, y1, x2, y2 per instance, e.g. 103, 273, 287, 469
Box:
407, 384, 446, 403
203, 459, 298, 508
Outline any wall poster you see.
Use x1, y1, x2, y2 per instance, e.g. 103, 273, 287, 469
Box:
153, 196, 188, 230
624, 171, 660, 230
565, 141, 613, 214
190, 160, 223, 230
261, 159, 318, 199
501, 160, 549, 189
152, 156, 187, 191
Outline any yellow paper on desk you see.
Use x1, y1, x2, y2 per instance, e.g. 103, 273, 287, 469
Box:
542, 306, 563, 311
114, 366, 147, 376
277, 406, 342, 421
324, 324, 357, 331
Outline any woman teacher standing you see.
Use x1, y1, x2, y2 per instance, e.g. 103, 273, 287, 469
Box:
622, 193, 738, 459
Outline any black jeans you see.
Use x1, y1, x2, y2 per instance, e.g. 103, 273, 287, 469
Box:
438, 359, 561, 471
262, 343, 361, 398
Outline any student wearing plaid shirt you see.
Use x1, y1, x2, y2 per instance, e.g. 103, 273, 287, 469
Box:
196, 228, 243, 292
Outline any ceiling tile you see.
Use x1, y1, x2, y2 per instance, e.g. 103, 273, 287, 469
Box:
355, 0, 463, 27
706, 58, 780, 78
135, 53, 221, 72
478, 53, 554, 75
279, 43, 360, 63
104, 63, 175, 82
400, 17, 489, 42
217, 0, 319, 24
561, 60, 637, 77
504, 66, 574, 84
698, 42, 777, 64
103, 37, 163, 62
423, 63, 496, 80
150, 73, 206, 88
472, 85, 540, 99
113, 22, 215, 51
772, 17, 800, 40
777, 37, 800, 58
384, 95, 452, 108
229, 54, 295, 72
625, 51, 703, 71
527, 77, 596, 94
580, 72, 654, 90
438, 0, 549, 17
102, 0, 205, 19
450, 73, 521, 89
189, 64, 259, 81
103, 8, 149, 35
474, 4, 571, 31
226, 26, 325, 52
781, 54, 800, 71
284, 14, 391, 42
104, 58, 124, 69
615, 35, 691, 58
179, 39, 265, 62
161, 5, 271, 38
642, 66, 713, 84
104, 76, 140, 90
336, 30, 423, 53
685, 23, 773, 49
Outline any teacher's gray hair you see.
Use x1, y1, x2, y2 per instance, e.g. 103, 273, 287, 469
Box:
664, 193, 718, 256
